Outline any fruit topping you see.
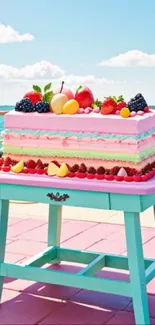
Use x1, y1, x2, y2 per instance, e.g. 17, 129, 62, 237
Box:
104, 174, 114, 181
15, 98, 34, 113
4, 157, 12, 166
79, 163, 87, 173
127, 93, 148, 112
71, 164, 79, 172
56, 163, 69, 177
24, 90, 43, 105
87, 173, 95, 179
26, 160, 36, 169
11, 160, 24, 173
117, 167, 127, 177
75, 172, 86, 179
110, 166, 120, 175
120, 107, 130, 118
96, 166, 105, 174
74, 86, 94, 109
54, 81, 74, 100
100, 98, 117, 115
35, 101, 50, 113
47, 162, 60, 176
88, 166, 96, 174
67, 172, 75, 178
62, 99, 79, 115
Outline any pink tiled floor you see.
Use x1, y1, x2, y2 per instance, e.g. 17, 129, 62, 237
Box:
1, 216, 155, 324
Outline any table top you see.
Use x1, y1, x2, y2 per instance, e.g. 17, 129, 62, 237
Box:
0, 173, 155, 195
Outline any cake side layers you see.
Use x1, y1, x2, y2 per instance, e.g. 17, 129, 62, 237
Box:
3, 145, 155, 162
4, 110, 155, 135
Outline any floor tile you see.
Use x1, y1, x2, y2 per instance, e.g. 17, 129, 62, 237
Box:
7, 218, 46, 239
40, 301, 116, 325
87, 238, 126, 255
106, 310, 155, 325
62, 223, 121, 250
6, 239, 46, 256
0, 289, 64, 325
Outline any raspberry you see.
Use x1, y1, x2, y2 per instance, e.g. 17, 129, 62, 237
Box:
96, 166, 105, 174
36, 159, 44, 169
133, 175, 142, 182
22, 168, 28, 174
114, 175, 124, 182
87, 173, 95, 179
75, 172, 86, 178
12, 160, 18, 166
0, 158, 4, 166
88, 166, 96, 174
104, 174, 114, 181
26, 160, 36, 169
4, 157, 12, 166
124, 176, 133, 182
2, 166, 10, 172
117, 101, 127, 111
79, 163, 87, 173
67, 172, 75, 178
95, 174, 105, 180
144, 106, 150, 112
71, 164, 79, 172
28, 169, 36, 174
36, 169, 45, 175
51, 160, 60, 167
110, 166, 120, 175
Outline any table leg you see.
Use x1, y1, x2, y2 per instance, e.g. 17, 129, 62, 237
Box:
0, 199, 9, 302
124, 211, 150, 325
48, 205, 62, 247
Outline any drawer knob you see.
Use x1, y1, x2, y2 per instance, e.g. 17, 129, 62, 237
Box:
47, 192, 70, 202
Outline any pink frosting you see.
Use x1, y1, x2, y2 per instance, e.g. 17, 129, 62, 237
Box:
4, 110, 155, 135
3, 134, 155, 154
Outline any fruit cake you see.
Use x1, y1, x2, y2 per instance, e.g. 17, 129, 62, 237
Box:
1, 82, 155, 182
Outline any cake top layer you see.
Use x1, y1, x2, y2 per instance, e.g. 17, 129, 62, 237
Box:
4, 109, 155, 135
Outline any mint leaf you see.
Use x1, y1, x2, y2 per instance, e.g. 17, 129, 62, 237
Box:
44, 83, 51, 93
43, 91, 53, 103
33, 85, 42, 93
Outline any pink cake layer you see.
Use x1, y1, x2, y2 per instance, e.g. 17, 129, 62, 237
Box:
3, 136, 155, 154
4, 110, 155, 135
3, 154, 155, 171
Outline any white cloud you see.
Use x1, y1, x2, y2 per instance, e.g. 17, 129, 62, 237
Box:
0, 24, 34, 43
98, 50, 155, 67
0, 61, 65, 80
0, 60, 154, 105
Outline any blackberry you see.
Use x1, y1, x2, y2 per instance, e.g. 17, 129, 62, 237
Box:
15, 98, 34, 113
127, 93, 148, 112
35, 101, 50, 113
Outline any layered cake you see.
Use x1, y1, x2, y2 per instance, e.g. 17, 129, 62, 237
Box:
1, 82, 155, 182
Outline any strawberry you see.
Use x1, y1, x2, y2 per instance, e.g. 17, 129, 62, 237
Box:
101, 98, 117, 115
26, 160, 36, 169
95, 174, 105, 180
36, 159, 44, 169
104, 174, 114, 181
24, 91, 42, 105
67, 172, 75, 178
0, 158, 4, 166
117, 101, 127, 111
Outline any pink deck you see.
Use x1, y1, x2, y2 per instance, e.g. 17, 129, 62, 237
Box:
3, 216, 155, 324
0, 173, 155, 194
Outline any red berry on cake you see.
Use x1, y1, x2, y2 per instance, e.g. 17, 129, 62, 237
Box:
24, 91, 43, 105
144, 106, 150, 113
88, 166, 96, 174
96, 166, 105, 174
4, 157, 12, 166
117, 101, 127, 111
71, 164, 79, 172
26, 160, 36, 169
100, 98, 117, 115
79, 163, 87, 173
0, 158, 4, 166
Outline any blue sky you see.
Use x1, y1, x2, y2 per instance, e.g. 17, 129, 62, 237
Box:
0, 0, 155, 104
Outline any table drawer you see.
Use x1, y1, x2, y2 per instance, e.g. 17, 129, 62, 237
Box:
1, 184, 110, 210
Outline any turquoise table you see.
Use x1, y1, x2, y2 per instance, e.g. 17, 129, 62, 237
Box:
0, 173, 155, 324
